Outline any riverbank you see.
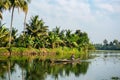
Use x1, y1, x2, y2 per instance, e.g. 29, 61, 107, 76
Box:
0, 47, 88, 60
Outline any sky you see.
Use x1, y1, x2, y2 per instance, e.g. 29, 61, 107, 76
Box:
2, 0, 120, 43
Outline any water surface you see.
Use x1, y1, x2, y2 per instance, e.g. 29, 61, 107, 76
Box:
0, 51, 120, 80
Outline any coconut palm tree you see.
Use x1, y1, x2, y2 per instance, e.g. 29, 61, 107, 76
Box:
48, 31, 62, 48
21, 0, 31, 34
0, 22, 9, 47
7, 0, 31, 48
0, 0, 31, 47
26, 15, 48, 48
0, 0, 11, 19
26, 16, 48, 37
0, 1, 4, 19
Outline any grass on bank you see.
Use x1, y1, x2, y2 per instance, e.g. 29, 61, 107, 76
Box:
0, 47, 87, 60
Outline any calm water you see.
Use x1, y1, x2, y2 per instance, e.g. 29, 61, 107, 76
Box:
0, 51, 120, 80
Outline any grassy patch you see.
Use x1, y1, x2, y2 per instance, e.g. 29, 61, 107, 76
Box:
45, 47, 85, 60
0, 47, 88, 60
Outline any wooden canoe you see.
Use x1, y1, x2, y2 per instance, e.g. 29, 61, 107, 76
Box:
53, 59, 80, 63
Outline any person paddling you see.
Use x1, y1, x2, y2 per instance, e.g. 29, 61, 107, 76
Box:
71, 54, 75, 60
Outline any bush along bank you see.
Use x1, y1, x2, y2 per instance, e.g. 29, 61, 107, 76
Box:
0, 47, 89, 60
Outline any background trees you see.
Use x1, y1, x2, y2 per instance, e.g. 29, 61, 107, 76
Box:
94, 39, 120, 50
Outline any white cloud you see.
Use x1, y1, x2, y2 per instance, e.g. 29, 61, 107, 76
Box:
29, 0, 95, 22
2, 0, 120, 43
98, 4, 114, 12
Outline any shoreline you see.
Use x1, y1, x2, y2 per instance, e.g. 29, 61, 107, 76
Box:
0, 47, 87, 60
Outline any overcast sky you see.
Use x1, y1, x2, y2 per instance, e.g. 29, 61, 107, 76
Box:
2, 0, 120, 43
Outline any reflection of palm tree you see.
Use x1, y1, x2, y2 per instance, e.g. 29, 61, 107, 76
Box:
7, 59, 15, 80
8, 60, 11, 80
24, 60, 47, 80
0, 60, 14, 80
0, 59, 16, 80
0, 58, 90, 80
17, 60, 30, 80
0, 60, 8, 79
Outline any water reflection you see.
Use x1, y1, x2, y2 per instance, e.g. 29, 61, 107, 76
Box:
0, 59, 90, 80
0, 51, 120, 80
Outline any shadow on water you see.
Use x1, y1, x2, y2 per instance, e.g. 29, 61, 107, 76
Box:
0, 58, 90, 80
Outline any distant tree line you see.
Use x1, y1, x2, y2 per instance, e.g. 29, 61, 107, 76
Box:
94, 39, 120, 50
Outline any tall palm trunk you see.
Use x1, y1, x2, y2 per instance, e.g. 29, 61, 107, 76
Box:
23, 12, 27, 35
9, 6, 15, 48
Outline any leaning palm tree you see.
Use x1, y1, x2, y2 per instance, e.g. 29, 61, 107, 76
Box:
8, 0, 21, 47
8, 0, 30, 48
21, 0, 31, 34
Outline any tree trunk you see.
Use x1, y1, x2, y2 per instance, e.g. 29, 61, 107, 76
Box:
0, 11, 3, 19
52, 43, 54, 49
9, 6, 15, 48
23, 12, 27, 35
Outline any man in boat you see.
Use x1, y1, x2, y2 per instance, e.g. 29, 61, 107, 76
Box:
71, 54, 75, 60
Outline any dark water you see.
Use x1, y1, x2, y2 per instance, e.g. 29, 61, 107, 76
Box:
0, 51, 120, 80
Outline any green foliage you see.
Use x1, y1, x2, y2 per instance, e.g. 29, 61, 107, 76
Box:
94, 39, 120, 50
46, 47, 83, 59
0, 23, 9, 47
0, 0, 94, 60
0, 14, 94, 58
0, 48, 9, 55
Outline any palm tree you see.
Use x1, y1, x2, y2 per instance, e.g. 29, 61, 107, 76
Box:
0, 1, 4, 19
0, 22, 9, 47
48, 31, 62, 48
0, 0, 31, 47
113, 39, 119, 45
26, 16, 48, 37
0, 0, 10, 20
21, 0, 31, 34
8, 0, 21, 48
26, 15, 48, 48
8, 0, 31, 48
53, 27, 60, 36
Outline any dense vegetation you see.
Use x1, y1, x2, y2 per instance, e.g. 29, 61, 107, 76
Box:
0, 16, 94, 50
0, 0, 94, 58
94, 39, 120, 50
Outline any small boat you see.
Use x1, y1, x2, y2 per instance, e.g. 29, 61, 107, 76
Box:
53, 59, 80, 63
